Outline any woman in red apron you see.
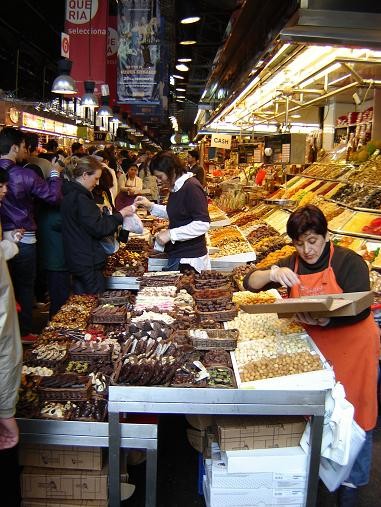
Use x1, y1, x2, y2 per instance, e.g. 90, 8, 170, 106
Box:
244, 205, 380, 507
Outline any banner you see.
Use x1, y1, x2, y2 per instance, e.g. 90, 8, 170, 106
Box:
106, 14, 118, 105
117, 0, 161, 105
211, 134, 232, 149
65, 0, 108, 96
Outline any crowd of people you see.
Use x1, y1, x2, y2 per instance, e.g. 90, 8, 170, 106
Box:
0, 129, 209, 456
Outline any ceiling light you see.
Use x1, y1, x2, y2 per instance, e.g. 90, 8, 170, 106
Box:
80, 80, 98, 108
179, 2, 200, 25
180, 39, 197, 46
176, 63, 189, 72
177, 95, 186, 99
176, 88, 186, 92
178, 56, 192, 62
290, 113, 301, 118
51, 58, 77, 95
173, 74, 185, 80
179, 24, 197, 45
97, 96, 113, 118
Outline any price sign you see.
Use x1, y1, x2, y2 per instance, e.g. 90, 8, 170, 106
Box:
61, 32, 70, 58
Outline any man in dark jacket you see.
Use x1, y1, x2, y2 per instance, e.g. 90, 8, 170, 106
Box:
187, 149, 206, 188
0, 127, 63, 343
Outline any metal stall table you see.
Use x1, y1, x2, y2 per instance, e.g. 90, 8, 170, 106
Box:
108, 386, 326, 507
18, 418, 158, 504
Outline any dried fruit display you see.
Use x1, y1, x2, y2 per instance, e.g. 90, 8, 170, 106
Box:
232, 291, 276, 306
253, 236, 289, 263
346, 155, 381, 186
255, 245, 296, 269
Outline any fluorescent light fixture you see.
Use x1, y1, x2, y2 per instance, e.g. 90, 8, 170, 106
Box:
290, 113, 301, 118
178, 56, 192, 62
173, 74, 185, 79
176, 63, 189, 72
177, 95, 186, 99
181, 16, 200, 24
176, 88, 186, 92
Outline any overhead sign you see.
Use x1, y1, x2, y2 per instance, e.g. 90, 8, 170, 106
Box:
61, 32, 70, 58
211, 134, 232, 149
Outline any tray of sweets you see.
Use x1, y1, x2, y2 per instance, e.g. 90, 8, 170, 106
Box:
39, 401, 75, 420
68, 342, 113, 363
98, 290, 133, 305
188, 329, 238, 350
38, 374, 92, 402
91, 304, 127, 323
70, 398, 108, 422
196, 306, 238, 323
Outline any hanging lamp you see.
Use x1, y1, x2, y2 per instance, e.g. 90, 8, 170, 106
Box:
80, 80, 99, 108
51, 59, 77, 95
97, 96, 113, 118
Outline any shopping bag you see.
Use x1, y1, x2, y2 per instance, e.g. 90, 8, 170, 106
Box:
99, 234, 119, 255
123, 214, 144, 234
301, 382, 354, 466
319, 420, 366, 491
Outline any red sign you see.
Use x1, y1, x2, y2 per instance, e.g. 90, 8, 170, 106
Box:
61, 32, 70, 58
65, 0, 107, 96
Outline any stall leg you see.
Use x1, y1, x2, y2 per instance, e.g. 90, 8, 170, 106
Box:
109, 412, 121, 507
145, 448, 158, 507
306, 415, 324, 507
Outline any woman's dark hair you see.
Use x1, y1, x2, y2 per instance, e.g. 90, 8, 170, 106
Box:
287, 205, 328, 240
149, 151, 186, 183
0, 168, 9, 184
45, 139, 58, 152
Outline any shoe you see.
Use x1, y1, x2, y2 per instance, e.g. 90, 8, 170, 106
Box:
338, 485, 359, 507
21, 333, 39, 345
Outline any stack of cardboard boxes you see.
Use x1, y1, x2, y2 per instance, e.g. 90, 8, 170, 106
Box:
195, 416, 308, 507
19, 444, 132, 507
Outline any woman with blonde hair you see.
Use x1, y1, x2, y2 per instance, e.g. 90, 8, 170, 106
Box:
61, 156, 135, 294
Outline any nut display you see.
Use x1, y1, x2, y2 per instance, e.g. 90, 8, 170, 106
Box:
232, 291, 276, 305
239, 351, 323, 382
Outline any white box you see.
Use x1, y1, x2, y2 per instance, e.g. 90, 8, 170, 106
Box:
205, 458, 306, 490
223, 446, 308, 474
203, 473, 305, 507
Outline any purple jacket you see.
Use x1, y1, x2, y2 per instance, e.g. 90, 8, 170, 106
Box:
0, 158, 62, 231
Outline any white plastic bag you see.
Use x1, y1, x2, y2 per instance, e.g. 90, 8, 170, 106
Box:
301, 382, 355, 466
123, 214, 144, 234
99, 235, 119, 255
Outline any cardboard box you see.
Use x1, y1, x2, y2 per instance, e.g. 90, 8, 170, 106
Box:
222, 446, 308, 474
19, 445, 103, 471
21, 467, 109, 500
203, 473, 305, 507
186, 428, 205, 453
215, 416, 306, 451
21, 501, 107, 507
240, 291, 373, 318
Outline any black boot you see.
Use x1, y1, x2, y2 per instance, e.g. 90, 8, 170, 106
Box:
338, 485, 359, 507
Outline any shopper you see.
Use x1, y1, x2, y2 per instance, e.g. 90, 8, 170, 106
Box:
61, 155, 135, 294
116, 163, 143, 209
0, 127, 63, 343
187, 149, 206, 188
71, 142, 85, 156
135, 151, 211, 272
0, 168, 22, 449
243, 204, 380, 506
138, 157, 159, 202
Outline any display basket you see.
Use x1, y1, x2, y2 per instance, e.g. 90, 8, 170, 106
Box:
23, 347, 68, 370
206, 366, 237, 388
38, 402, 74, 421
38, 375, 92, 402
98, 291, 132, 306
69, 397, 108, 422
188, 329, 238, 350
68, 344, 113, 364
196, 306, 238, 323
91, 309, 127, 324
192, 283, 232, 296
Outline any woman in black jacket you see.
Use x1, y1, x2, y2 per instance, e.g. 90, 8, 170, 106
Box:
61, 156, 134, 294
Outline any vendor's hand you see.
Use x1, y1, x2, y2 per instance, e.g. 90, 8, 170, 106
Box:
155, 229, 171, 246
269, 266, 300, 287
119, 205, 135, 218
296, 312, 330, 327
134, 196, 152, 209
0, 417, 19, 449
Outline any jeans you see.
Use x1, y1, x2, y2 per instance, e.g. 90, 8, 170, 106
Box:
346, 430, 373, 487
8, 242, 36, 335
165, 257, 197, 273
47, 271, 71, 318
72, 268, 105, 295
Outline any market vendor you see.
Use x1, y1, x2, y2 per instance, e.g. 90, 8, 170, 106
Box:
135, 151, 211, 273
243, 204, 380, 507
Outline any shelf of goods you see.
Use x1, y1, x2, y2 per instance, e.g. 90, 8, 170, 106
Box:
208, 225, 256, 263
208, 202, 231, 228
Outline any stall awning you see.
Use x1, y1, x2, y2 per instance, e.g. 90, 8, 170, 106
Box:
280, 9, 381, 49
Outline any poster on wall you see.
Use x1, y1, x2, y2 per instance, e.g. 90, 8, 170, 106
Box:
117, 0, 161, 105
65, 0, 107, 96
